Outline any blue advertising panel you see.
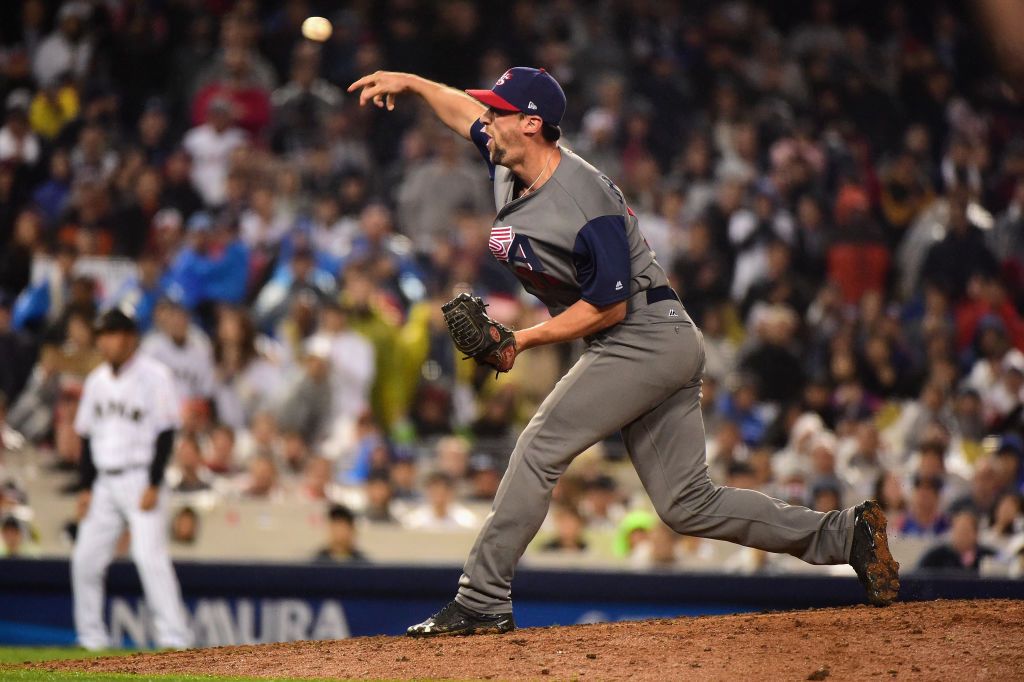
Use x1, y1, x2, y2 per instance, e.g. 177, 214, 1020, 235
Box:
0, 560, 1020, 647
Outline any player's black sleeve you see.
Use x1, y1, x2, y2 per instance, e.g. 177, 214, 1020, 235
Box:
79, 437, 97, 490
149, 429, 175, 487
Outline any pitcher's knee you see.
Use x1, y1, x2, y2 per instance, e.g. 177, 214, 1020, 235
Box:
657, 480, 721, 533
514, 442, 567, 486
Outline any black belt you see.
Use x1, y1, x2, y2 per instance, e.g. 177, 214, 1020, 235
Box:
645, 285, 680, 305
100, 464, 147, 476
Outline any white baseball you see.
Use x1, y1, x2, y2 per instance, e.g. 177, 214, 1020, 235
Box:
302, 16, 332, 42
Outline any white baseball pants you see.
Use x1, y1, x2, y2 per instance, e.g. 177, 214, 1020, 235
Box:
71, 469, 191, 649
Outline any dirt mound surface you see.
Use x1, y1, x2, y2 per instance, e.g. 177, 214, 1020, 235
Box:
32, 599, 1023, 680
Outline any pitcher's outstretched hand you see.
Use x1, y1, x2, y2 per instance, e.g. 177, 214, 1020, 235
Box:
347, 71, 411, 111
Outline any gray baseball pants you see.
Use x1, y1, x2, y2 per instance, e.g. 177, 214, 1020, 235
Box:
456, 298, 855, 614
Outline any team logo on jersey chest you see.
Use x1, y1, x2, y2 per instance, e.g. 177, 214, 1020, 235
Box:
489, 226, 515, 262
488, 226, 545, 271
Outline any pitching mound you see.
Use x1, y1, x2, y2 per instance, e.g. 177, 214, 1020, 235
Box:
33, 599, 1023, 680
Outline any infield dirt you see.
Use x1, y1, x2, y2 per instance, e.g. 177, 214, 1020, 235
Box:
33, 598, 1023, 680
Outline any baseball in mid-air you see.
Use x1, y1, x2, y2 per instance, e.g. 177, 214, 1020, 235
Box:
302, 16, 332, 42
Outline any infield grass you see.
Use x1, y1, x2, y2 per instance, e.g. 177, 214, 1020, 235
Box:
0, 647, 361, 681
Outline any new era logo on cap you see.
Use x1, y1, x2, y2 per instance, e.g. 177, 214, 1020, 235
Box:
466, 67, 566, 126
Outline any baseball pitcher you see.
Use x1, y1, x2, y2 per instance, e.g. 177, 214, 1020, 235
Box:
348, 67, 900, 637
71, 309, 191, 650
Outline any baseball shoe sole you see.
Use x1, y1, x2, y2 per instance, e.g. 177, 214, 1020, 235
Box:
849, 500, 900, 606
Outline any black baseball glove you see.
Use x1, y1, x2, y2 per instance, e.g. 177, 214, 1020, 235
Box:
441, 293, 517, 374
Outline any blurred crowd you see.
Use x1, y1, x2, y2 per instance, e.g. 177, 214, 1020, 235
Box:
1, 0, 1023, 576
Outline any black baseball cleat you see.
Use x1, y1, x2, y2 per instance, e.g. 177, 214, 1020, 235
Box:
849, 500, 900, 606
406, 600, 515, 637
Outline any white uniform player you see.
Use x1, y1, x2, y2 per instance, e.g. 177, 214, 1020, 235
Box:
139, 298, 216, 402
72, 309, 192, 650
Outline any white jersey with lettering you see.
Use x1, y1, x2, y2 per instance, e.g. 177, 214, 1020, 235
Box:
140, 325, 216, 400
71, 351, 191, 650
74, 354, 182, 470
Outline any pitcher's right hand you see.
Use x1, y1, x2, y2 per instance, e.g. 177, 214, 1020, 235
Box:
348, 71, 411, 111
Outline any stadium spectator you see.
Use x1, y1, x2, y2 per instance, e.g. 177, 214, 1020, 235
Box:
297, 455, 333, 501
140, 296, 216, 406
982, 492, 1024, 553
104, 251, 163, 333
170, 507, 199, 546
897, 474, 950, 538
235, 410, 281, 464
671, 219, 730, 327
194, 13, 277, 100
396, 129, 490, 254
0, 91, 40, 169
160, 150, 203, 221
181, 97, 247, 208
253, 246, 336, 333
314, 504, 366, 562
112, 166, 164, 258
631, 522, 687, 570
810, 481, 843, 513
0, 515, 26, 558
12, 242, 78, 333
579, 475, 626, 530
316, 300, 375, 431
31, 1, 93, 88
31, 149, 72, 227
917, 508, 996, 574
275, 335, 333, 447
615, 509, 657, 559
403, 471, 476, 531
390, 452, 419, 501
914, 441, 970, 510
953, 457, 1004, 520
134, 99, 173, 166
0, 294, 32, 404
280, 431, 310, 475
240, 454, 281, 500
728, 182, 795, 302
166, 213, 250, 313
212, 307, 281, 430
739, 305, 804, 405
826, 184, 890, 306
540, 503, 587, 553
270, 43, 342, 155
69, 123, 118, 187
363, 469, 397, 524
171, 434, 212, 494
205, 424, 239, 476
874, 471, 907, 519
992, 436, 1023, 493
239, 183, 291, 252
468, 389, 519, 462
434, 436, 470, 483
921, 189, 997, 301
467, 454, 501, 502
192, 44, 272, 139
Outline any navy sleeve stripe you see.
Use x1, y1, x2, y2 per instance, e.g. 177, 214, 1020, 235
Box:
469, 119, 496, 181
572, 214, 632, 306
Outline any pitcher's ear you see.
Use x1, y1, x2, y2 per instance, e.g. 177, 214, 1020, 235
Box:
521, 115, 543, 135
